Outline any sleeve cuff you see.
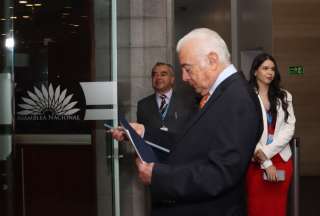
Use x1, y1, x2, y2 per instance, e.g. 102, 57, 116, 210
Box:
141, 128, 145, 138
261, 159, 273, 169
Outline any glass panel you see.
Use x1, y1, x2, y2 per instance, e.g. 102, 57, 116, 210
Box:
0, 0, 14, 216
13, 0, 94, 133
8, 0, 119, 216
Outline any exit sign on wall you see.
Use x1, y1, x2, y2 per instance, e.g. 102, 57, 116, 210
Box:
288, 66, 304, 75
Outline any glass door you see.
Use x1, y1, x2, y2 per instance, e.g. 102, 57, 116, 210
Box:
1, 0, 120, 216
0, 0, 14, 216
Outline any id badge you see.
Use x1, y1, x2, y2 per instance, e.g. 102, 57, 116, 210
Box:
160, 126, 168, 131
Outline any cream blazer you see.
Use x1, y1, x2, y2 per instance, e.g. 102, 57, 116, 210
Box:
255, 90, 296, 162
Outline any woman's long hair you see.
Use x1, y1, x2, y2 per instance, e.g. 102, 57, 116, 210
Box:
249, 53, 289, 122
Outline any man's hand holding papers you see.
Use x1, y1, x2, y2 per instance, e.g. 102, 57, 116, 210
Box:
109, 122, 145, 141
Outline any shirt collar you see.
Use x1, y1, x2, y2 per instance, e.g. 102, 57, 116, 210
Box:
209, 64, 237, 95
156, 88, 173, 100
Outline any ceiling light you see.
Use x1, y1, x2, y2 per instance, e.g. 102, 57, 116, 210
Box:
19, 1, 28, 3
34, 3, 42, 6
22, 16, 30, 19
5, 37, 15, 49
69, 24, 79, 27
26, 4, 33, 7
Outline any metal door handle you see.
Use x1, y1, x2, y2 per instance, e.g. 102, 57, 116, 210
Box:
106, 154, 124, 159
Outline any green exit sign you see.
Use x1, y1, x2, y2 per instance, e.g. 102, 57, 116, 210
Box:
288, 66, 304, 75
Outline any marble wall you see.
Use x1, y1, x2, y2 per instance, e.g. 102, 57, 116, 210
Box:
118, 0, 174, 122
117, 1, 174, 216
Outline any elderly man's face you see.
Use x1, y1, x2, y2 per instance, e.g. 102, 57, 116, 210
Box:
152, 65, 175, 94
179, 45, 216, 96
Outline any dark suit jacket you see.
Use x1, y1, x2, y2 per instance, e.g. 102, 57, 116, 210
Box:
144, 73, 263, 216
137, 91, 196, 133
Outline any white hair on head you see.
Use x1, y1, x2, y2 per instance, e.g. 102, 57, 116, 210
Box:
176, 28, 231, 65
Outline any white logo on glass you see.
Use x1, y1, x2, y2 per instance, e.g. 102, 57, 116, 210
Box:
18, 83, 80, 116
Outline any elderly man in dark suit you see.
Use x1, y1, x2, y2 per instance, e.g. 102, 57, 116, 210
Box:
137, 62, 196, 133
112, 28, 263, 216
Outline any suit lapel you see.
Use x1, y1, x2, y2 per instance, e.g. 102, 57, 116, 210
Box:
164, 91, 176, 122
257, 95, 268, 145
274, 100, 284, 134
150, 94, 161, 122
178, 73, 241, 142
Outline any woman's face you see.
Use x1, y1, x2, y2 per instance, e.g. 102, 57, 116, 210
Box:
255, 59, 275, 86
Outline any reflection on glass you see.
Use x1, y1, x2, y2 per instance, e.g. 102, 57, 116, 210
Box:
13, 0, 93, 134
1, 1, 14, 216
9, 1, 117, 216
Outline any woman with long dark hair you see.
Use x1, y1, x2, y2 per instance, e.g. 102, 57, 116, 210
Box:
246, 53, 296, 216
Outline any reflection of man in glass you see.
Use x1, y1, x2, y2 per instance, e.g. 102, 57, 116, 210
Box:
137, 62, 196, 133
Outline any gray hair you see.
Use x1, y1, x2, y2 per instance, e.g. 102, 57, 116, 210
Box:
151, 62, 174, 77
176, 28, 231, 65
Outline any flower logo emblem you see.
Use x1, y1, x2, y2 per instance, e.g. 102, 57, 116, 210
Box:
18, 83, 80, 116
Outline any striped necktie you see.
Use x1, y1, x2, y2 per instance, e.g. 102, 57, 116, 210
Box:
159, 94, 167, 117
199, 93, 210, 109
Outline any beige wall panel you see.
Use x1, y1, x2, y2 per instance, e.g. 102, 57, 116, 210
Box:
273, 2, 320, 25
274, 38, 320, 54
273, 0, 320, 175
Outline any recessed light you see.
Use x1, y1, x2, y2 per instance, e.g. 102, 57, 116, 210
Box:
5, 37, 15, 49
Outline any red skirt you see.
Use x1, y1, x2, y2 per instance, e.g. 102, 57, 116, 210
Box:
246, 154, 293, 216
